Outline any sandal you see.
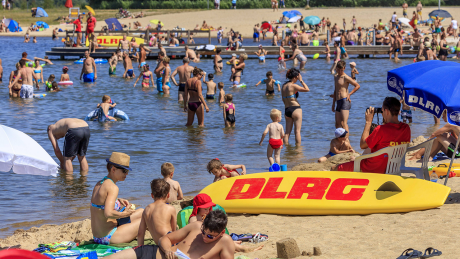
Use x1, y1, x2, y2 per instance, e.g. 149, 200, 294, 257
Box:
397, 248, 423, 259
421, 247, 442, 258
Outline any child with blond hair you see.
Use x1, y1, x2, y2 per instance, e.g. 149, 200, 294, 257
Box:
160, 162, 183, 203
218, 82, 225, 103
97, 95, 117, 121
259, 109, 285, 165
207, 158, 246, 182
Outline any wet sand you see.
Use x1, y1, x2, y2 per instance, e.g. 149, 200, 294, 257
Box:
2, 136, 460, 258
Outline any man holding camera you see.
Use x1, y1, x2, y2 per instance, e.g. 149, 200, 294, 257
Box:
334, 97, 411, 174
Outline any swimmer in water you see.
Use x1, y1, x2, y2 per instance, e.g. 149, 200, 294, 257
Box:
161, 57, 171, 95
79, 51, 97, 82
255, 71, 280, 96
223, 94, 236, 127
278, 41, 286, 69
171, 57, 194, 102
218, 82, 225, 103
0, 58, 3, 82
350, 62, 359, 81
122, 52, 135, 79
203, 73, 216, 100
213, 48, 223, 73
108, 52, 118, 75
254, 45, 267, 63
97, 95, 117, 121
60, 66, 70, 82
134, 64, 154, 88
184, 67, 209, 127
285, 44, 307, 70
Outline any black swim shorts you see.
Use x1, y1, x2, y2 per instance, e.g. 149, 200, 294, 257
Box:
63, 127, 90, 157
336, 98, 351, 112
178, 83, 186, 92
134, 245, 158, 259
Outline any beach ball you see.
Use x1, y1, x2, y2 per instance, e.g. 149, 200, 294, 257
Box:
457, 47, 460, 51
61, 38, 65, 42
313, 53, 319, 59
451, 47, 456, 54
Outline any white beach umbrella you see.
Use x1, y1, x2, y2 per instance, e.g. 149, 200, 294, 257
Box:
398, 18, 411, 27
0, 124, 58, 176
288, 16, 301, 23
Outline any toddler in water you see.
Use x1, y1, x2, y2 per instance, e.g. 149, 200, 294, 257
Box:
255, 71, 280, 96
318, 128, 354, 163
45, 74, 56, 91
223, 94, 236, 127
207, 158, 246, 182
160, 162, 183, 203
60, 66, 70, 82
97, 95, 117, 121
137, 179, 177, 245
228, 54, 237, 82
350, 62, 359, 81
203, 73, 216, 99
218, 82, 225, 103
259, 109, 285, 165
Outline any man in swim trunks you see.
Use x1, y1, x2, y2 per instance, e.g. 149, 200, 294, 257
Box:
117, 35, 130, 54
346, 28, 357, 45
104, 210, 235, 259
409, 27, 422, 50
80, 51, 97, 82
154, 52, 166, 92
332, 60, 360, 135
185, 45, 198, 62
109, 52, 118, 75
311, 27, 319, 46
86, 12, 97, 40
402, 2, 408, 18
171, 57, 194, 102
297, 29, 310, 46
48, 118, 90, 172
161, 57, 171, 94
8, 59, 36, 98
123, 52, 135, 79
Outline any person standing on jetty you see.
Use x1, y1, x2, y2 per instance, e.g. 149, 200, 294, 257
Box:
332, 60, 360, 135
73, 14, 82, 47
117, 35, 130, 54
86, 12, 97, 41
80, 51, 97, 82
47, 118, 90, 172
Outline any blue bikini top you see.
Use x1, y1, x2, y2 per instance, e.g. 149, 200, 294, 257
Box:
91, 177, 121, 210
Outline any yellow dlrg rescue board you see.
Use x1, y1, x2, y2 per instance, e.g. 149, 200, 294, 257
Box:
85, 36, 144, 47
200, 171, 451, 215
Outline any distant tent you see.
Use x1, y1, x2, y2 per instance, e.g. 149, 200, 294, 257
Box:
2, 18, 11, 27
36, 7, 48, 17
65, 0, 73, 8
105, 18, 123, 31
8, 20, 22, 32
36, 21, 49, 29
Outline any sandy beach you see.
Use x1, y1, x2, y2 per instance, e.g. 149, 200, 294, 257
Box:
3, 6, 460, 39
2, 136, 460, 258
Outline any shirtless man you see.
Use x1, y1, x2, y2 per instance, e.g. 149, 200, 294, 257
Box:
185, 45, 198, 62
80, 51, 97, 82
410, 28, 422, 50
109, 52, 118, 75
402, 2, 408, 18
416, 1, 423, 21
332, 60, 360, 134
311, 27, 319, 46
123, 52, 135, 79
139, 43, 151, 68
297, 30, 310, 46
169, 34, 179, 47
154, 52, 166, 93
391, 32, 402, 62
347, 29, 357, 45
161, 57, 171, 94
117, 35, 130, 54
171, 57, 194, 102
47, 118, 90, 172
8, 60, 36, 98
105, 210, 235, 259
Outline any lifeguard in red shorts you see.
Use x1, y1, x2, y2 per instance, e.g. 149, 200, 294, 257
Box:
86, 12, 97, 39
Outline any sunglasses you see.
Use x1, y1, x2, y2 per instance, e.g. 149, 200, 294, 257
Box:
114, 166, 129, 174
201, 227, 219, 240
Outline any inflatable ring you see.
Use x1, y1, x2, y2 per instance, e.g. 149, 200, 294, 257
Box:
58, 81, 73, 85
226, 61, 239, 65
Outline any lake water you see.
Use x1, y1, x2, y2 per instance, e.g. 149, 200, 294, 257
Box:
0, 36, 452, 237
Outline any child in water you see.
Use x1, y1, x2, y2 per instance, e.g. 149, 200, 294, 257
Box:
45, 74, 56, 91
350, 62, 359, 81
218, 82, 225, 103
255, 71, 280, 95
223, 94, 236, 127
97, 95, 117, 121
60, 66, 70, 82
50, 82, 61, 92
207, 158, 246, 182
318, 128, 354, 163
259, 109, 285, 165
203, 73, 216, 99
228, 54, 237, 83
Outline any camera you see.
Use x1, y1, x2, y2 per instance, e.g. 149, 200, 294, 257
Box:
367, 107, 383, 114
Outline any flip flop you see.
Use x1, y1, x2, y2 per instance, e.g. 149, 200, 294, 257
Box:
421, 247, 442, 258
397, 248, 423, 259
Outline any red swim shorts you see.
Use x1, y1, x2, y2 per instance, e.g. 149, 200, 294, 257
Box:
269, 139, 283, 149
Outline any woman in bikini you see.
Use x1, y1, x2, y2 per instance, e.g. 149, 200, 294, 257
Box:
231, 53, 247, 86
285, 44, 307, 70
9, 63, 22, 97
133, 64, 154, 88
90, 152, 143, 245
33, 59, 44, 86
214, 48, 223, 73
281, 68, 310, 145
322, 40, 331, 62
184, 67, 210, 127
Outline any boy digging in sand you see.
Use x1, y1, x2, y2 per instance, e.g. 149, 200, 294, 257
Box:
137, 178, 177, 245
318, 128, 354, 163
97, 95, 117, 121
259, 109, 285, 165
160, 162, 183, 203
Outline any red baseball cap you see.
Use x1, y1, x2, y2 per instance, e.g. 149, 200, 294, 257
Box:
190, 193, 215, 219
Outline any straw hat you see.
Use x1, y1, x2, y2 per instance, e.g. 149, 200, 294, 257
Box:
106, 152, 132, 171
